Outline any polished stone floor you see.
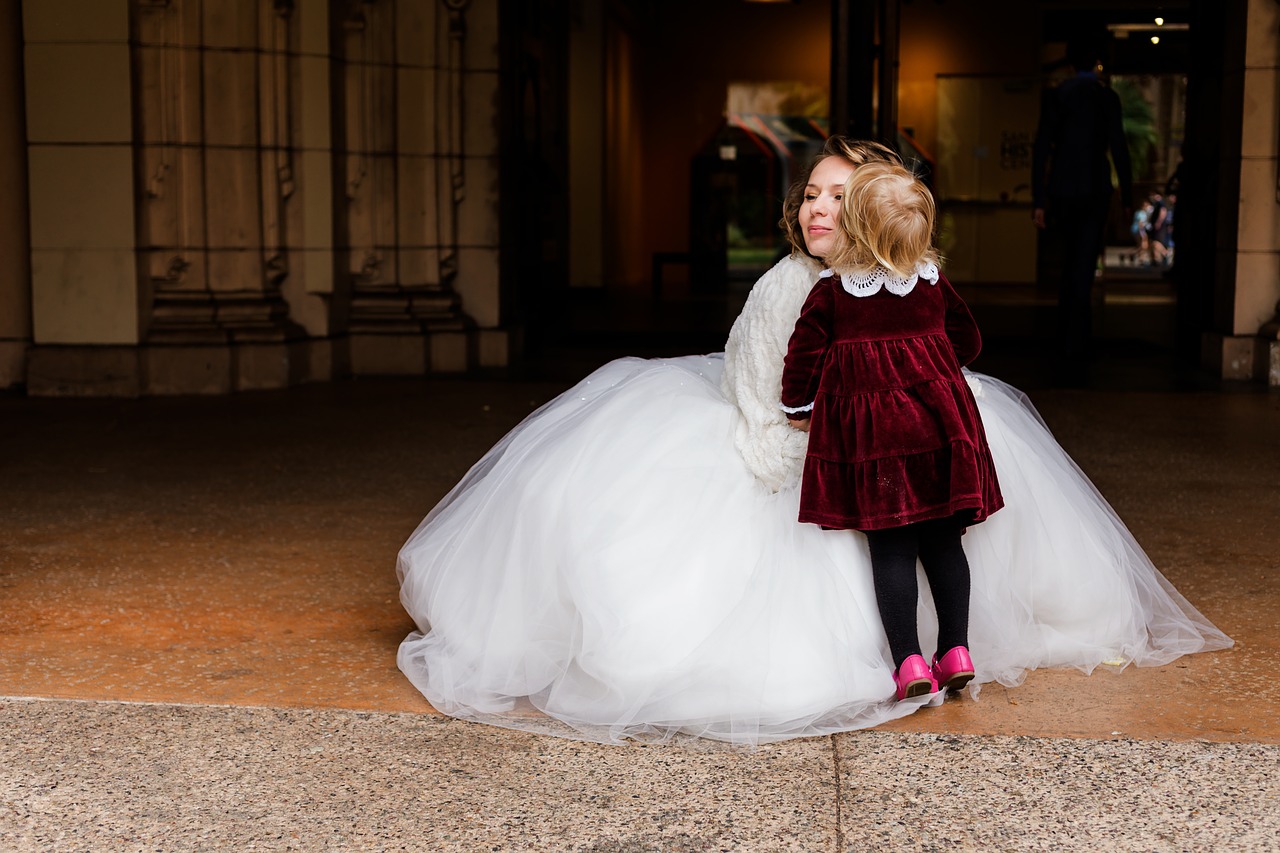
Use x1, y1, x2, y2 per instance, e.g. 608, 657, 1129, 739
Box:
1, 343, 1278, 850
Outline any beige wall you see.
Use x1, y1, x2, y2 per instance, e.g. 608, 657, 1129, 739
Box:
16, 0, 503, 395
9, 0, 1279, 389
24, 0, 138, 347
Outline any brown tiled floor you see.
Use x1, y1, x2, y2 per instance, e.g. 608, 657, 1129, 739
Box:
1, 376, 1276, 743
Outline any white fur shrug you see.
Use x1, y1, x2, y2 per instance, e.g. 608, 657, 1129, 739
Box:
721, 253, 825, 492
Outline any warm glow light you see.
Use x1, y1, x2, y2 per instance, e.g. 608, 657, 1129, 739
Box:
1151, 35, 1160, 44
1155, 17, 1165, 26
1107, 22, 1188, 34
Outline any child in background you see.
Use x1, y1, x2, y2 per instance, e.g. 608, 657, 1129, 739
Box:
1130, 198, 1153, 266
780, 161, 1004, 701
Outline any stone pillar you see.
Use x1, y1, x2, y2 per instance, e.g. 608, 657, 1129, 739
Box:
290, 0, 338, 381
0, 0, 30, 389
454, 0, 505, 369
23, 0, 141, 395
18, 0, 504, 394
337, 0, 503, 375
133, 0, 317, 393
1206, 0, 1280, 382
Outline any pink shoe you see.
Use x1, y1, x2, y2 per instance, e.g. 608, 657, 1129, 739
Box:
893, 654, 938, 701
932, 646, 976, 693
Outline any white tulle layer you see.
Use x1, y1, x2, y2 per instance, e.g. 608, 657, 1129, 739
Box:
397, 355, 1231, 745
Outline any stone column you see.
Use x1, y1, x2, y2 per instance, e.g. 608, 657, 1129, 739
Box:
1236, 0, 1280, 383
337, 0, 503, 375
452, 0, 504, 369
289, 0, 338, 378
0, 0, 30, 389
1207, 0, 1280, 382
134, 0, 313, 393
23, 0, 141, 395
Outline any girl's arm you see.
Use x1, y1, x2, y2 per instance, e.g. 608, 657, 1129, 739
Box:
940, 274, 982, 366
780, 281, 834, 420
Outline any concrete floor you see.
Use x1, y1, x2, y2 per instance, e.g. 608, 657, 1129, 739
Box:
1, 357, 1278, 850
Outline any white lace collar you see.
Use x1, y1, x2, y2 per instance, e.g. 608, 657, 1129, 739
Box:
820, 261, 940, 297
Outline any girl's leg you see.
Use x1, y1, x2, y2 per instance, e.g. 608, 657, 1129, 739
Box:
865, 525, 923, 668
917, 516, 971, 655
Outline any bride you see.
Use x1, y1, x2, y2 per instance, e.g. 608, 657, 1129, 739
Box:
396, 137, 1231, 745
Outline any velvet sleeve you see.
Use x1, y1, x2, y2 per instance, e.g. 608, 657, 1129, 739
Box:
780, 280, 834, 416
940, 274, 982, 366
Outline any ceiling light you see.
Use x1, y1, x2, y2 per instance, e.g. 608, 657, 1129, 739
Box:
1151, 35, 1160, 44
1108, 22, 1188, 33
1155, 17, 1164, 26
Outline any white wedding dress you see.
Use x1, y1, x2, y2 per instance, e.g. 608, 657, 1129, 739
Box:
397, 255, 1232, 745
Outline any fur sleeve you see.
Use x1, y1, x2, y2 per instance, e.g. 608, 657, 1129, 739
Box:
721, 254, 823, 491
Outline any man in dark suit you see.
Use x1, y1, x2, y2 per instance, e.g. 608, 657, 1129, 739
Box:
1032, 35, 1132, 368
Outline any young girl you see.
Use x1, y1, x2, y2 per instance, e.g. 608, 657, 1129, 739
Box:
780, 161, 1003, 701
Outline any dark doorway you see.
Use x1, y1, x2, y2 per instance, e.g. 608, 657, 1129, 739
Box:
499, 0, 572, 365
501, 0, 1233, 390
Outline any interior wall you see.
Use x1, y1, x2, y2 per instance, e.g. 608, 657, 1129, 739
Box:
24, 0, 138, 350
616, 0, 1041, 291
618, 0, 830, 289
15, 0, 505, 396
898, 0, 1040, 167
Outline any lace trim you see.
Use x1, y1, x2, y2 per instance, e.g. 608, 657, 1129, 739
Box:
820, 261, 940, 297
964, 372, 983, 400
779, 401, 814, 415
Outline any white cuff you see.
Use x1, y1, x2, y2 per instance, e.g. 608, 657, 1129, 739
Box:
779, 401, 814, 414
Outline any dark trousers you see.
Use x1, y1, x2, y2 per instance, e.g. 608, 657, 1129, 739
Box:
865, 516, 971, 669
1050, 193, 1111, 360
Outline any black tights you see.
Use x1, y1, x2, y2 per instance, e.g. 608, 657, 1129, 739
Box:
865, 516, 971, 669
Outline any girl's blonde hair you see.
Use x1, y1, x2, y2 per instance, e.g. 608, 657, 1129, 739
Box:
826, 161, 938, 278
780, 138, 901, 256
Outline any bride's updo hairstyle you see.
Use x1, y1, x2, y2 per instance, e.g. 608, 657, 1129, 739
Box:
826, 160, 939, 279
780, 137, 901, 257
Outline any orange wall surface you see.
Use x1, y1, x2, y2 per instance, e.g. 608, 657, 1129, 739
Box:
624, 0, 832, 286
898, 0, 1040, 165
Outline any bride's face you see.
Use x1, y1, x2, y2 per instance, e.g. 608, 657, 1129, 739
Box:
799, 156, 853, 261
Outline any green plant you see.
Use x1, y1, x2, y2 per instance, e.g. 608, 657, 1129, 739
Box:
1112, 77, 1160, 182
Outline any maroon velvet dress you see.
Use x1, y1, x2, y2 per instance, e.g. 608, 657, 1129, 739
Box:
780, 266, 1003, 532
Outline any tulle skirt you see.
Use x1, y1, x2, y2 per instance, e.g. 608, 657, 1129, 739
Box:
397, 355, 1231, 745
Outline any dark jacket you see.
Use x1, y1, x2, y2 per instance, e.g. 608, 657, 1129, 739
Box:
1032, 72, 1133, 208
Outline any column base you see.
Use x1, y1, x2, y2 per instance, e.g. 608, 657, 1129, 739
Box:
0, 341, 29, 390
23, 329, 512, 395
345, 328, 510, 376
27, 345, 142, 396
1201, 332, 1279, 385
25, 340, 333, 397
